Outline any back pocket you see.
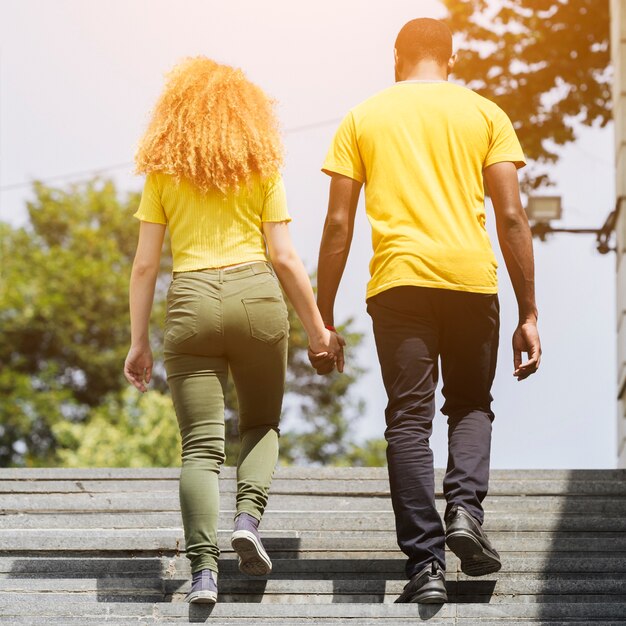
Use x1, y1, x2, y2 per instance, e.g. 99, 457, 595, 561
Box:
242, 297, 287, 344
165, 282, 200, 345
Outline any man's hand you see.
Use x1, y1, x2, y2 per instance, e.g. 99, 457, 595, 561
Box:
308, 331, 346, 375
512, 321, 541, 381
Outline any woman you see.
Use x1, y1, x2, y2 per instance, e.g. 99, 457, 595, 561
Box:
123, 57, 342, 604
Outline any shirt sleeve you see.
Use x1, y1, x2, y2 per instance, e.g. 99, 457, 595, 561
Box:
322, 112, 365, 183
484, 108, 526, 170
261, 173, 292, 223
133, 173, 167, 224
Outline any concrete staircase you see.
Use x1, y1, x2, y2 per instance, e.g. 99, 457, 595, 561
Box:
0, 467, 625, 624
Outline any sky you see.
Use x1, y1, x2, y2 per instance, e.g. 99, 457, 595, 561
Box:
0, 0, 618, 468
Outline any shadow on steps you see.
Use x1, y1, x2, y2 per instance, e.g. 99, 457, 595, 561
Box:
6, 552, 497, 605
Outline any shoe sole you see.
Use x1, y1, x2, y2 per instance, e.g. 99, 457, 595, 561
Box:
231, 529, 272, 576
186, 590, 217, 604
395, 587, 448, 604
446, 530, 501, 577
413, 590, 448, 604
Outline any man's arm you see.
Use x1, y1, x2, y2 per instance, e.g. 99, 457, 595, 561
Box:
310, 174, 362, 375
317, 174, 363, 325
484, 161, 541, 381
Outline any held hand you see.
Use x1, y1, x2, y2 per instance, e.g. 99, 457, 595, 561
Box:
308, 330, 347, 375
512, 321, 541, 381
308, 348, 336, 375
124, 344, 153, 392
328, 331, 346, 373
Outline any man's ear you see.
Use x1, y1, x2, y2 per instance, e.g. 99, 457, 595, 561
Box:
447, 53, 457, 75
394, 47, 402, 82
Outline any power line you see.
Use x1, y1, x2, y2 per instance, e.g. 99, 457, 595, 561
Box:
0, 117, 342, 193
0, 162, 135, 192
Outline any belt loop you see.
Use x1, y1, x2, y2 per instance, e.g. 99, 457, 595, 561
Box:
219, 269, 224, 284
251, 262, 267, 276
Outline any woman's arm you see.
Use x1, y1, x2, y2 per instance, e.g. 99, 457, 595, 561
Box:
263, 221, 345, 371
124, 221, 166, 392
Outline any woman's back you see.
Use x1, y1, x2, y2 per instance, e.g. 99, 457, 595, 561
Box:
135, 171, 290, 271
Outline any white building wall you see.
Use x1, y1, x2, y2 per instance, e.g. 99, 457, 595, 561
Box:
612, 0, 626, 466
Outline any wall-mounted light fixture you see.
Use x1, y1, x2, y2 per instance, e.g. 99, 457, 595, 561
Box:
525, 195, 623, 254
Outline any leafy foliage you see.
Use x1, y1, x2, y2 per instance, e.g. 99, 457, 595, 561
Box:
54, 388, 181, 467
0, 366, 74, 466
0, 181, 166, 465
337, 438, 387, 467
443, 0, 611, 189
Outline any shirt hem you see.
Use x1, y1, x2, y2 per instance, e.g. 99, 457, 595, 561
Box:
484, 155, 527, 170
366, 277, 498, 300
261, 216, 292, 224
321, 163, 365, 184
133, 213, 167, 225
172, 254, 270, 273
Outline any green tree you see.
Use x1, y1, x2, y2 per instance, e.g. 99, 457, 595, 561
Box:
0, 366, 74, 466
341, 438, 387, 467
53, 388, 181, 467
1, 179, 369, 467
443, 0, 611, 189
0, 181, 167, 466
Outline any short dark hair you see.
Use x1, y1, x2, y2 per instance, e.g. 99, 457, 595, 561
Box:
395, 18, 453, 65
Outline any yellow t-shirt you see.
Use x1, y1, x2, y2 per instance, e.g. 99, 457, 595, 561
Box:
133, 172, 291, 272
322, 81, 526, 298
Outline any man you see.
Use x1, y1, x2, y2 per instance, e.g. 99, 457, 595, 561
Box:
310, 18, 541, 604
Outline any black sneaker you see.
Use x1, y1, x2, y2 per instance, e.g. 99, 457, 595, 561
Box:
395, 562, 447, 604
445, 505, 501, 577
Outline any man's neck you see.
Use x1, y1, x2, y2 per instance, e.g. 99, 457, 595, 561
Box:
397, 60, 448, 82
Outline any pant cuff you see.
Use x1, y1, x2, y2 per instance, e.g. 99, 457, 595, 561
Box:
190, 556, 219, 575
235, 505, 262, 522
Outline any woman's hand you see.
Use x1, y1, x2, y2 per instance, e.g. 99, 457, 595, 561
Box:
308, 329, 346, 374
124, 344, 153, 392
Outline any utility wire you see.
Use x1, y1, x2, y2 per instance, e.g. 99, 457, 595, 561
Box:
0, 117, 342, 193
0, 162, 134, 191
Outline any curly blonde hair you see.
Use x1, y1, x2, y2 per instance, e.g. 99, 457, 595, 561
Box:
135, 57, 284, 193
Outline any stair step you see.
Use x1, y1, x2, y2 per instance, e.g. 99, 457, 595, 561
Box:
4, 554, 626, 576
3, 493, 626, 514
2, 477, 625, 496
2, 528, 624, 552
2, 511, 625, 532
2, 467, 625, 481
1, 575, 625, 600
1, 596, 625, 621
0, 612, 625, 626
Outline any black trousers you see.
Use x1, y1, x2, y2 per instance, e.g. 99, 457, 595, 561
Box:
366, 286, 500, 577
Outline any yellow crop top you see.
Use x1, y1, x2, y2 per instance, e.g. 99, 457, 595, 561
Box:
133, 171, 291, 272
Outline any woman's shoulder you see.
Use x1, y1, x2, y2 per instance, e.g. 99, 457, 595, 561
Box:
259, 170, 284, 194
143, 170, 174, 192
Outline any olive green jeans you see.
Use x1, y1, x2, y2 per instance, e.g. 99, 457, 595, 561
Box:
164, 262, 289, 574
